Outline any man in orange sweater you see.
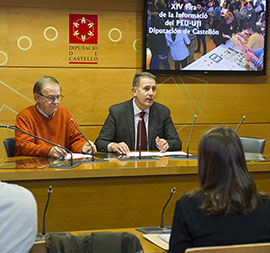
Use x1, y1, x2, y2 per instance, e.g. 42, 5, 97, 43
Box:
15, 76, 96, 158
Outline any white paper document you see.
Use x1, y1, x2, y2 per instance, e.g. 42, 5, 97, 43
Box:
127, 151, 190, 157
159, 233, 171, 243
143, 233, 170, 250
64, 153, 93, 160
64, 151, 190, 160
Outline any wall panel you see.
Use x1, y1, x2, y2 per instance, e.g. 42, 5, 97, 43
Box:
3, 7, 141, 67
1, 0, 143, 11
0, 1, 269, 160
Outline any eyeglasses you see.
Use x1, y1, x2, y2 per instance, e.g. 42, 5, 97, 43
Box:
39, 93, 64, 102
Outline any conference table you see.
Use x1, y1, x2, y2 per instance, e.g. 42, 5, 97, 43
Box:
0, 153, 269, 234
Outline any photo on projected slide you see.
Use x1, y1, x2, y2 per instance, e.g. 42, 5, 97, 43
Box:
143, 0, 268, 75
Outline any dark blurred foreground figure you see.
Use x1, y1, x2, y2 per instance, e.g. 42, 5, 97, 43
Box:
169, 127, 270, 253
46, 231, 143, 253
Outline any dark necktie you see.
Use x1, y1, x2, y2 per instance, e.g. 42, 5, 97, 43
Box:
137, 111, 147, 151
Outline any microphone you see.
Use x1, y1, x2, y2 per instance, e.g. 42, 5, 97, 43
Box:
186, 114, 197, 158
35, 185, 53, 241
235, 115, 247, 133
160, 187, 176, 229
138, 118, 142, 159
42, 186, 53, 236
35, 185, 70, 241
70, 117, 95, 161
1, 125, 74, 166
136, 187, 176, 234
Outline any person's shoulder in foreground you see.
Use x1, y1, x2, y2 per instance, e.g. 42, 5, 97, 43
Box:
0, 181, 37, 253
170, 191, 270, 253
169, 127, 270, 253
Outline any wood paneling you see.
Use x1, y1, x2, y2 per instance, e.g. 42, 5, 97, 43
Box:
0, 0, 143, 11
1, 7, 141, 67
0, 69, 269, 123
1, 157, 270, 232
0, 1, 269, 159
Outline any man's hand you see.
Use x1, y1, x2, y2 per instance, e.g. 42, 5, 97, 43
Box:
48, 146, 68, 159
82, 141, 97, 154
110, 142, 130, 155
155, 136, 169, 153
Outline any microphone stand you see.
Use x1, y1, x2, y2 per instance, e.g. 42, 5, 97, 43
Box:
136, 187, 176, 234
1, 125, 75, 167
35, 185, 70, 242
160, 187, 176, 229
235, 115, 247, 133
35, 186, 53, 241
70, 118, 95, 161
186, 114, 197, 158
42, 186, 53, 236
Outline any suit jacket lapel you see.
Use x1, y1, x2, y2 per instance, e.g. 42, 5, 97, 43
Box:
148, 103, 157, 149
125, 99, 135, 149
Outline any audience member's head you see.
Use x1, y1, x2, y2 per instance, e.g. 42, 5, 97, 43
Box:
247, 1, 253, 8
224, 11, 234, 24
247, 22, 262, 34
197, 127, 260, 215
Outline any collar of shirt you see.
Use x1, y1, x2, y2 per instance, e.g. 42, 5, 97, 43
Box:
36, 104, 55, 119
132, 98, 150, 116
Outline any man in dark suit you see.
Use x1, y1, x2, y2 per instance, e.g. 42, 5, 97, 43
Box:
95, 72, 182, 154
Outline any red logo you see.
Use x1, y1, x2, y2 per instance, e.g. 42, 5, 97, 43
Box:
69, 14, 98, 44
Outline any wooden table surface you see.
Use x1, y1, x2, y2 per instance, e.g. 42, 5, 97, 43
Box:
0, 153, 269, 233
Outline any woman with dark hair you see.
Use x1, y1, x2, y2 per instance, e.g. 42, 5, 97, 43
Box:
169, 127, 270, 253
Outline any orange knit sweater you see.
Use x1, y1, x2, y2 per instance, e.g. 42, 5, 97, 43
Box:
15, 105, 86, 157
